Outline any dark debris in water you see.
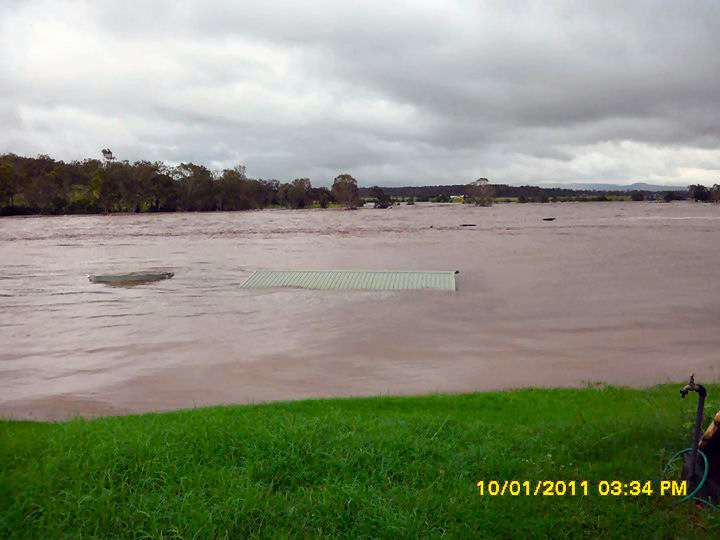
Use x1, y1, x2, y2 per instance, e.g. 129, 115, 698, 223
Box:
88, 272, 174, 287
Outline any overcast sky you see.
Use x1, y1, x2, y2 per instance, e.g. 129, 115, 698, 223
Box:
1, 1, 719, 186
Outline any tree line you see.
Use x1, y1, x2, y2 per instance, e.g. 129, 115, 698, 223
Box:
687, 184, 720, 203
0, 151, 361, 215
1, 151, 718, 216
360, 183, 720, 203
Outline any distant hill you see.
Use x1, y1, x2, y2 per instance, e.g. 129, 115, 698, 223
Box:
541, 182, 687, 192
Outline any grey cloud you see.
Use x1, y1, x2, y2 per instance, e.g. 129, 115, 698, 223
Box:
0, 0, 719, 185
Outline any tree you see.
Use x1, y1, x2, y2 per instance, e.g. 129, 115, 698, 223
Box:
109, 161, 141, 212
287, 178, 312, 209
710, 184, 720, 203
688, 184, 711, 202
174, 163, 216, 211
127, 161, 165, 211
25, 172, 66, 213
276, 182, 291, 207
88, 168, 121, 213
332, 174, 360, 209
466, 178, 494, 206
663, 191, 676, 203
217, 167, 256, 211
630, 191, 645, 201
145, 171, 177, 211
0, 162, 17, 207
259, 179, 280, 206
369, 185, 391, 208
313, 187, 332, 208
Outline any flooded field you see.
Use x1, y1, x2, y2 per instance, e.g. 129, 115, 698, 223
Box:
1, 201, 719, 420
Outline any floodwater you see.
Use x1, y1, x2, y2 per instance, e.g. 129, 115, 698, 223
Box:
1, 202, 719, 420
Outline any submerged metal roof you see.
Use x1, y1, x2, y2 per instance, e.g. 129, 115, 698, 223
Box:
239, 270, 457, 291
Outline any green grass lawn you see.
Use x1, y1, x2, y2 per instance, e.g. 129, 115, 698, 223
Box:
2, 385, 719, 538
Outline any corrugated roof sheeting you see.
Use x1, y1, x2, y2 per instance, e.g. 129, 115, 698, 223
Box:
239, 270, 457, 291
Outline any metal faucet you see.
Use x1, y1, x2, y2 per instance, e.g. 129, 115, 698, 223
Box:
680, 374, 707, 487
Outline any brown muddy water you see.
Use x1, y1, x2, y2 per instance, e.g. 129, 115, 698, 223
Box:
2, 202, 719, 420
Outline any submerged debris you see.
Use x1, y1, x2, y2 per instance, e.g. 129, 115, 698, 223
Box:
542, 218, 556, 221
88, 272, 174, 287
239, 270, 456, 291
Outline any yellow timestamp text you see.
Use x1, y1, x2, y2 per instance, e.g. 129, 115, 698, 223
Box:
476, 480, 687, 497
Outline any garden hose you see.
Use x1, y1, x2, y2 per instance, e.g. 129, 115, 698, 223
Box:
662, 447, 717, 508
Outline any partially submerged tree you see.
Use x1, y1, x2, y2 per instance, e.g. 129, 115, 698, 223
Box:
466, 178, 494, 206
711, 184, 720, 203
688, 184, 711, 202
332, 174, 360, 209
369, 185, 391, 208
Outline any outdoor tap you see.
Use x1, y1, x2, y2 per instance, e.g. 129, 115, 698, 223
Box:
680, 374, 707, 399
